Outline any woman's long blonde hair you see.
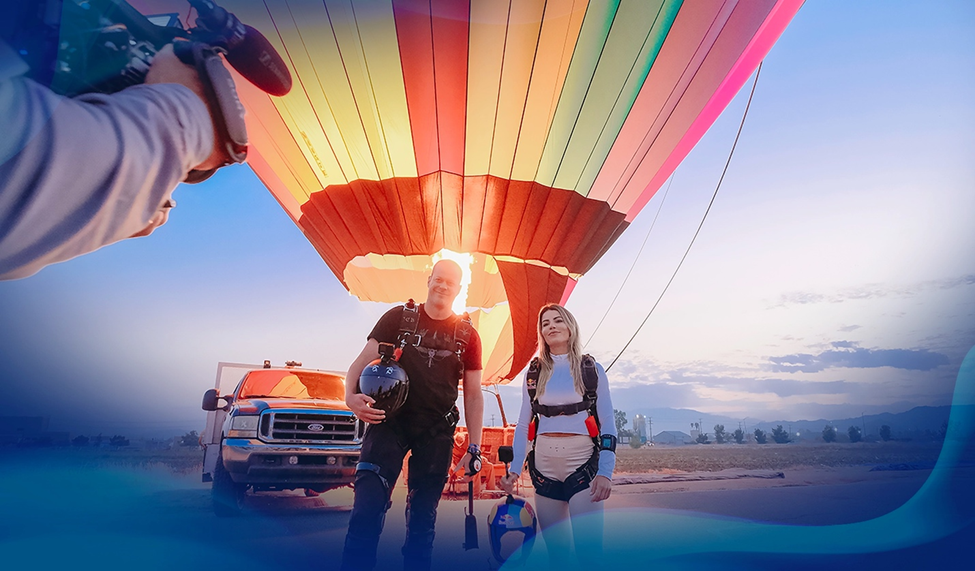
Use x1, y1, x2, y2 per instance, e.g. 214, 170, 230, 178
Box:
534, 303, 584, 398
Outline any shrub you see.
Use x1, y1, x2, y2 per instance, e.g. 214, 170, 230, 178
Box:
879, 425, 892, 442
714, 424, 727, 444
696, 432, 711, 444
771, 425, 791, 444
732, 428, 745, 444
754, 428, 767, 444
110, 435, 130, 447
848, 426, 862, 443
180, 430, 200, 447
822, 425, 837, 443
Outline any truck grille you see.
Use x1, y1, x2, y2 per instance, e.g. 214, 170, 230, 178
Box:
261, 412, 359, 443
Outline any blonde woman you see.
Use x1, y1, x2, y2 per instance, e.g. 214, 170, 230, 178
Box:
500, 304, 616, 565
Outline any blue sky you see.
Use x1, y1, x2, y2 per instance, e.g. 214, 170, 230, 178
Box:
1, 1, 973, 437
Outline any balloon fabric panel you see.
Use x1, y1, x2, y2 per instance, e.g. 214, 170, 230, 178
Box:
394, 0, 469, 177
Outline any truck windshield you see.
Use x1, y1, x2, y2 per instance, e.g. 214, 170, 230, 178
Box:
238, 370, 346, 400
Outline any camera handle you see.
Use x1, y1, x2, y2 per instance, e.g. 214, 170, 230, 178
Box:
173, 41, 248, 183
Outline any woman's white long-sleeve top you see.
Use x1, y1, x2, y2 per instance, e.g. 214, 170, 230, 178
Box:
509, 353, 616, 479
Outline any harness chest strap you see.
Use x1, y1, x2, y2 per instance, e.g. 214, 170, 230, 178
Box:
396, 299, 473, 362
394, 300, 472, 428
526, 355, 600, 441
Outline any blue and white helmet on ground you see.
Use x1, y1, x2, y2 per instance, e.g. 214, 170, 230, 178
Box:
488, 495, 537, 565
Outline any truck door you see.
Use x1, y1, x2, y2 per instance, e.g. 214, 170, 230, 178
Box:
201, 362, 258, 482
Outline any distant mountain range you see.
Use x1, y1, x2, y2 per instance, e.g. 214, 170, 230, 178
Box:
623, 405, 951, 440
752, 406, 951, 438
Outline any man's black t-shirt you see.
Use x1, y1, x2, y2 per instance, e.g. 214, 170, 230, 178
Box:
368, 304, 482, 426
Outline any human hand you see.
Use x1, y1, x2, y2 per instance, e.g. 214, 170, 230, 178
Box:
589, 475, 612, 502
346, 393, 385, 424
454, 452, 477, 483
499, 472, 519, 495
145, 43, 231, 172
127, 203, 171, 238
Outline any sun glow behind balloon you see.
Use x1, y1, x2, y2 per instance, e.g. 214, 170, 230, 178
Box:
433, 249, 475, 315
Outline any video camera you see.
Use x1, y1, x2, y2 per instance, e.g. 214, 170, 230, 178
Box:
9, 0, 293, 180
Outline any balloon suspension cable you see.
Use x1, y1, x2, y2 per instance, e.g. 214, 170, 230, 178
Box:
482, 382, 509, 427
607, 61, 764, 372
583, 172, 676, 350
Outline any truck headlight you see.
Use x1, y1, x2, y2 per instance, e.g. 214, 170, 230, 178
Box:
228, 415, 259, 438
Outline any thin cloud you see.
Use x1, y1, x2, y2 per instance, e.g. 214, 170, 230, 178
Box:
768, 342, 950, 373
746, 378, 852, 397
770, 274, 975, 308
838, 324, 861, 332
606, 362, 860, 399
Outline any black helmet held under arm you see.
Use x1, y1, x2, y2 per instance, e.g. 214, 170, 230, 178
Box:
358, 342, 409, 416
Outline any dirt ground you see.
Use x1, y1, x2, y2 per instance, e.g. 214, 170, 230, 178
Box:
614, 440, 945, 473
9, 439, 946, 476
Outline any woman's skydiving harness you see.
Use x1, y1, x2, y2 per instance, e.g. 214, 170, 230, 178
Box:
525, 355, 617, 501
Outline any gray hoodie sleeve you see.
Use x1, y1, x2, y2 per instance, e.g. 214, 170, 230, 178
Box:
0, 71, 212, 279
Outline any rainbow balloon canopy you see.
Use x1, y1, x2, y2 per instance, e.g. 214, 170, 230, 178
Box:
132, 0, 802, 383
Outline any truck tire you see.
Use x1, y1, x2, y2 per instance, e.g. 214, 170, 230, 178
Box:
212, 450, 247, 517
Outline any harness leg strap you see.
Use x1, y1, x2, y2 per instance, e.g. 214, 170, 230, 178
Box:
341, 463, 393, 571
561, 448, 600, 500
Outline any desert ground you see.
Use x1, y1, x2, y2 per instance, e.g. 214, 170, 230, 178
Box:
614, 440, 945, 472
1, 440, 970, 570
34, 437, 944, 473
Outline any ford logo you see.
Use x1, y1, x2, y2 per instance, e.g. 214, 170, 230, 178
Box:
308, 423, 325, 432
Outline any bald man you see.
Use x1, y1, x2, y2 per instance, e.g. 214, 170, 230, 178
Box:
342, 259, 484, 571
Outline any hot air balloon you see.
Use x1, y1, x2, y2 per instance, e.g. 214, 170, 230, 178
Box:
130, 0, 802, 384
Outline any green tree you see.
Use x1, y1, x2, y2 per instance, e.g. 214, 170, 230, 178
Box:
180, 430, 200, 447
848, 425, 862, 443
732, 428, 745, 444
109, 435, 130, 447
822, 425, 837, 443
614, 409, 627, 435
879, 425, 892, 442
695, 432, 711, 444
771, 425, 791, 444
71, 435, 89, 447
714, 424, 727, 444
754, 428, 767, 444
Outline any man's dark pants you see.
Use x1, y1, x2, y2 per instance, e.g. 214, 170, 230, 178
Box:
341, 419, 454, 571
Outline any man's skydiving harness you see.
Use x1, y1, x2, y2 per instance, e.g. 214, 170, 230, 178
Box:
389, 298, 470, 433
525, 355, 615, 501
394, 298, 473, 366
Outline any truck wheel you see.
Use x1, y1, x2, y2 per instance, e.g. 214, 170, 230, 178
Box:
212, 450, 246, 517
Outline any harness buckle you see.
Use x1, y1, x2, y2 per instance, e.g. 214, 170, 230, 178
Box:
443, 406, 460, 427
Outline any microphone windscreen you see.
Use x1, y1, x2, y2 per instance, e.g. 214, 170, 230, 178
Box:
225, 24, 292, 96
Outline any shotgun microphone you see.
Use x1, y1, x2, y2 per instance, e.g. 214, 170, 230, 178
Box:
188, 0, 292, 96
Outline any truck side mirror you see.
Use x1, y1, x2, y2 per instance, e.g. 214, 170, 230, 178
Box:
202, 389, 221, 411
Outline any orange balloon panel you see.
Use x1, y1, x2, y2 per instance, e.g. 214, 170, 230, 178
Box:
130, 0, 802, 383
